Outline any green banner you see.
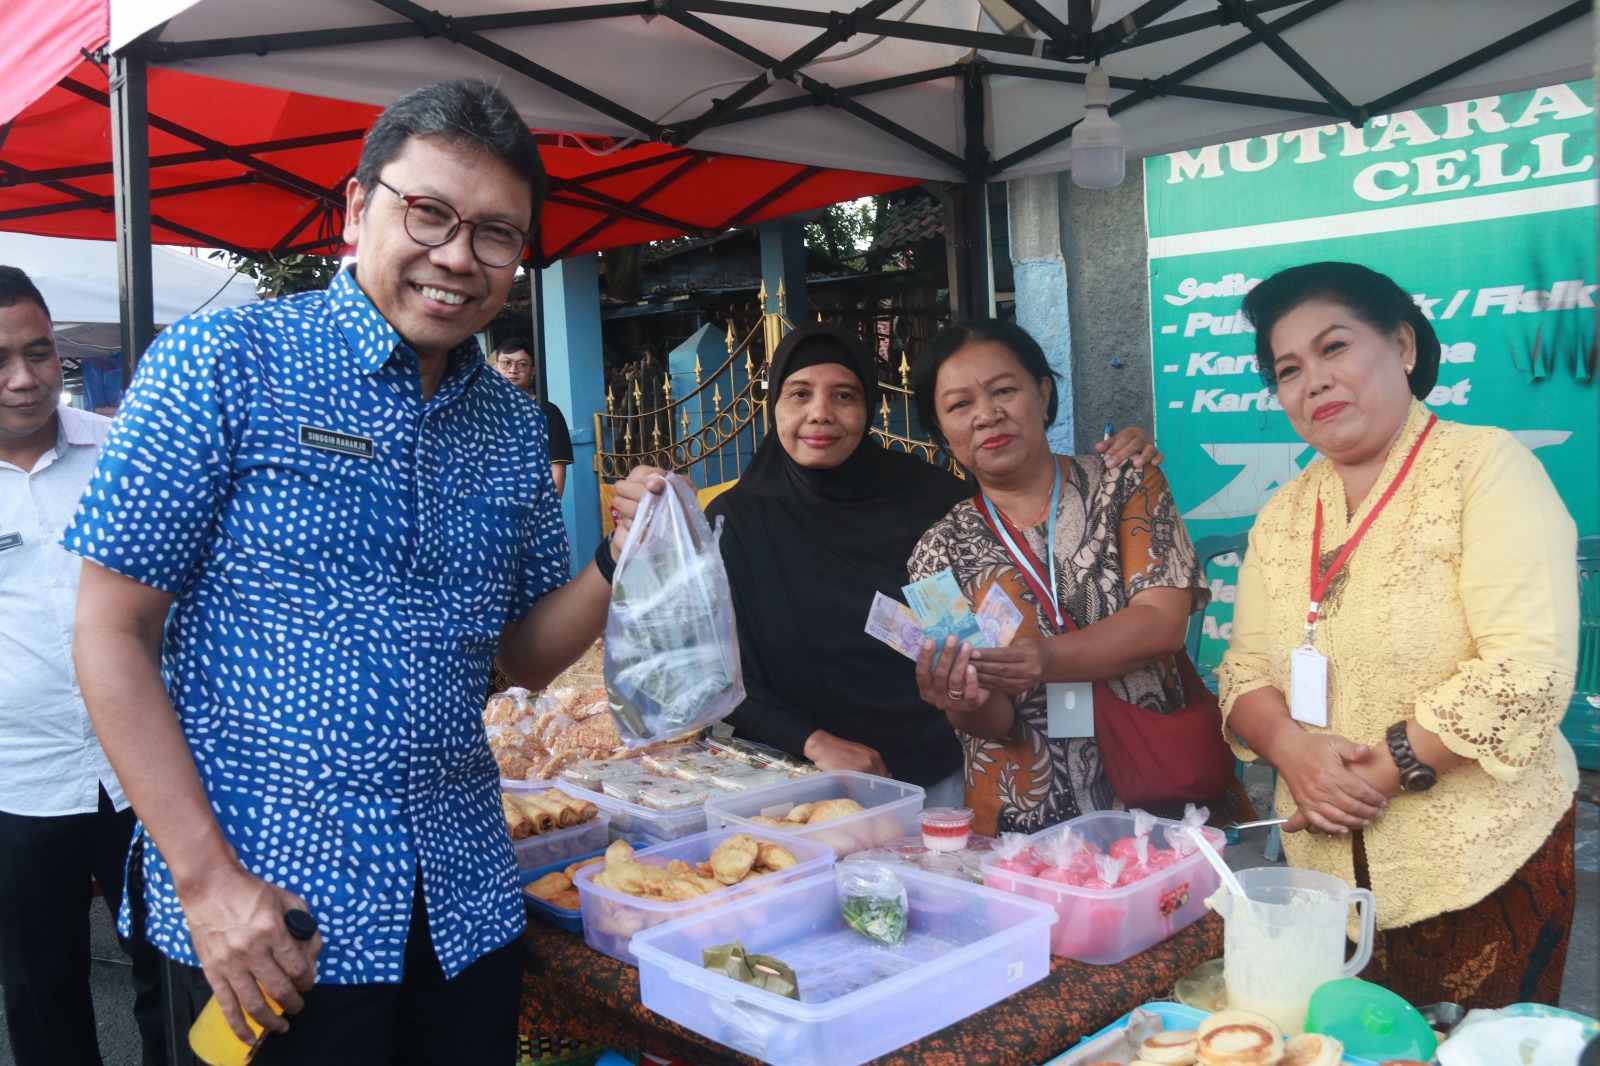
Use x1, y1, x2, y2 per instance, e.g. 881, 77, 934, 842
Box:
1144, 81, 1597, 661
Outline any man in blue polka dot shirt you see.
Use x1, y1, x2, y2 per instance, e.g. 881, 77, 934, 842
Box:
66, 79, 664, 1065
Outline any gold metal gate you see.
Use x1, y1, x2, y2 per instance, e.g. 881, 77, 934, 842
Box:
594, 283, 957, 489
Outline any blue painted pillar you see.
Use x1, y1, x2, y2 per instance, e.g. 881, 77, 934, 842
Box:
1007, 173, 1076, 452
758, 220, 808, 320
541, 254, 605, 576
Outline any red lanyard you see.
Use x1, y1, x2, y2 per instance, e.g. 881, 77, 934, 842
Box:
1305, 413, 1437, 642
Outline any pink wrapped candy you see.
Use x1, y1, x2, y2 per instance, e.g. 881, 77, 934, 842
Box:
1116, 862, 1152, 886
1108, 836, 1143, 862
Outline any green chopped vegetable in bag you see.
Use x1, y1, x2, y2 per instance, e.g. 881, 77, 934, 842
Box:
836, 862, 908, 946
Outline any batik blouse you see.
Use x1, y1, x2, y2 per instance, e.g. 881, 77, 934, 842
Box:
908, 456, 1206, 835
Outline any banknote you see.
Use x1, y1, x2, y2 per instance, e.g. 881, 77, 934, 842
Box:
864, 591, 926, 659
902, 569, 984, 648
975, 584, 1024, 647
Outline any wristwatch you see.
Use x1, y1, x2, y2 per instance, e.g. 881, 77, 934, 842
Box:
1386, 720, 1438, 792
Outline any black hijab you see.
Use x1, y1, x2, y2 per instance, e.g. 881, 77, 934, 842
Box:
708, 324, 969, 785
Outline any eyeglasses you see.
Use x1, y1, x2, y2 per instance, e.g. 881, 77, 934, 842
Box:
373, 178, 530, 268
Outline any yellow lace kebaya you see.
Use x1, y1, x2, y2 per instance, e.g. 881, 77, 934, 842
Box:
1219, 400, 1578, 931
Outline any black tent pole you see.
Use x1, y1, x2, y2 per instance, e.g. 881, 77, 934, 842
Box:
110, 36, 155, 386
951, 61, 991, 320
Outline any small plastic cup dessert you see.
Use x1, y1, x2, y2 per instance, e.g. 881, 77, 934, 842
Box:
919, 807, 975, 852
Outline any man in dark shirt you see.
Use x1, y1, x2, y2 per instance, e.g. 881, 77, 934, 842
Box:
494, 337, 574, 496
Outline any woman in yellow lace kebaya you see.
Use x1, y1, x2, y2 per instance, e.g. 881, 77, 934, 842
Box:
1219, 262, 1579, 1009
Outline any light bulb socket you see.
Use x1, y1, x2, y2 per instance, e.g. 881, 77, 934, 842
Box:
1071, 66, 1125, 189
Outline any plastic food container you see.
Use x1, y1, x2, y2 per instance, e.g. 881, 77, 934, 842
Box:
980, 811, 1225, 965
1305, 979, 1437, 1063
631, 866, 1057, 1066
919, 807, 974, 851
554, 778, 711, 846
574, 827, 835, 965
703, 770, 925, 854
511, 812, 610, 872
518, 846, 613, 932
1048, 1001, 1379, 1066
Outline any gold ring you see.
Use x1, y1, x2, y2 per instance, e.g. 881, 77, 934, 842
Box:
947, 689, 965, 700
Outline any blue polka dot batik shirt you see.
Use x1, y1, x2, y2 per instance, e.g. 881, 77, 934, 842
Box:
64, 267, 568, 982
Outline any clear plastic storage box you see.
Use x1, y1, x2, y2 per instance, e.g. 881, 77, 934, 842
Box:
631, 865, 1057, 1066
702, 770, 924, 854
575, 827, 836, 965
980, 810, 1225, 965
553, 778, 710, 846
511, 812, 610, 872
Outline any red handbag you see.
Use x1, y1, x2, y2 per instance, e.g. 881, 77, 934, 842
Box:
1084, 643, 1236, 810
975, 495, 1236, 809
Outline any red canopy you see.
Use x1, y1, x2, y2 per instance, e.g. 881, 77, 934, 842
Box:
0, 0, 104, 128
0, 59, 918, 264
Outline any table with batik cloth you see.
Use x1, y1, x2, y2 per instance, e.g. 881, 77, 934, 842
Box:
518, 912, 1224, 1065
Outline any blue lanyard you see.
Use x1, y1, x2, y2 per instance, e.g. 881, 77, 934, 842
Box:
981, 463, 1064, 631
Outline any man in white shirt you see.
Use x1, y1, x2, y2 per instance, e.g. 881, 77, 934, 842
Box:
0, 265, 163, 1065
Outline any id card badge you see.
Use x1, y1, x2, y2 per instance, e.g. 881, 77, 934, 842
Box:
1046, 682, 1095, 738
1289, 645, 1330, 727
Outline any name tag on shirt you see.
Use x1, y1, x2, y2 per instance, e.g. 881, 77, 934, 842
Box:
1046, 682, 1095, 738
0, 532, 22, 552
298, 424, 376, 459
1290, 645, 1330, 727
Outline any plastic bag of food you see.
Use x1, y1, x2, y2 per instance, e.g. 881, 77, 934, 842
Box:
836, 862, 908, 946
1170, 803, 1210, 856
604, 473, 744, 746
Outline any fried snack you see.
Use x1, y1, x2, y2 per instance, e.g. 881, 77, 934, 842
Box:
507, 795, 555, 832
563, 855, 605, 881
548, 888, 581, 910
547, 789, 599, 823
520, 792, 580, 828
709, 834, 759, 885
785, 802, 817, 824
805, 798, 865, 823
502, 794, 534, 840
590, 836, 787, 902
503, 789, 599, 837
747, 815, 790, 827
754, 841, 797, 872
524, 872, 572, 900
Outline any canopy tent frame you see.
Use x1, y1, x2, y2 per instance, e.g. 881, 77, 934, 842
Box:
9, 0, 1584, 370
132, 0, 1589, 176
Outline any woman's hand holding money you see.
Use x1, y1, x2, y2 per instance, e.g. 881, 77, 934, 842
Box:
970, 637, 1050, 694
916, 636, 1014, 739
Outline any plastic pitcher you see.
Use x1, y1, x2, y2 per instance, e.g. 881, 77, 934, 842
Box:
1210, 866, 1375, 1035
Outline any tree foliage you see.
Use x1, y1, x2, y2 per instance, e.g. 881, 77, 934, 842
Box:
805, 198, 881, 268
209, 252, 341, 298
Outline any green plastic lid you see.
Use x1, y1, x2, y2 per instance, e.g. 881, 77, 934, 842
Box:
1305, 979, 1437, 1062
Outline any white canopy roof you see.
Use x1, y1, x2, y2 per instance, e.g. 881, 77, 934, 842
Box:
0, 232, 257, 354
110, 0, 1593, 184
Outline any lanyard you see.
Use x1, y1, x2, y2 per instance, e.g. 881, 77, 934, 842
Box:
1305, 413, 1438, 643
980, 464, 1064, 631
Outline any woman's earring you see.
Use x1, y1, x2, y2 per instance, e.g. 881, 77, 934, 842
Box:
1405, 364, 1414, 374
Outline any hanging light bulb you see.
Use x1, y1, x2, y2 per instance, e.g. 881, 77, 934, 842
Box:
1071, 66, 1125, 189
